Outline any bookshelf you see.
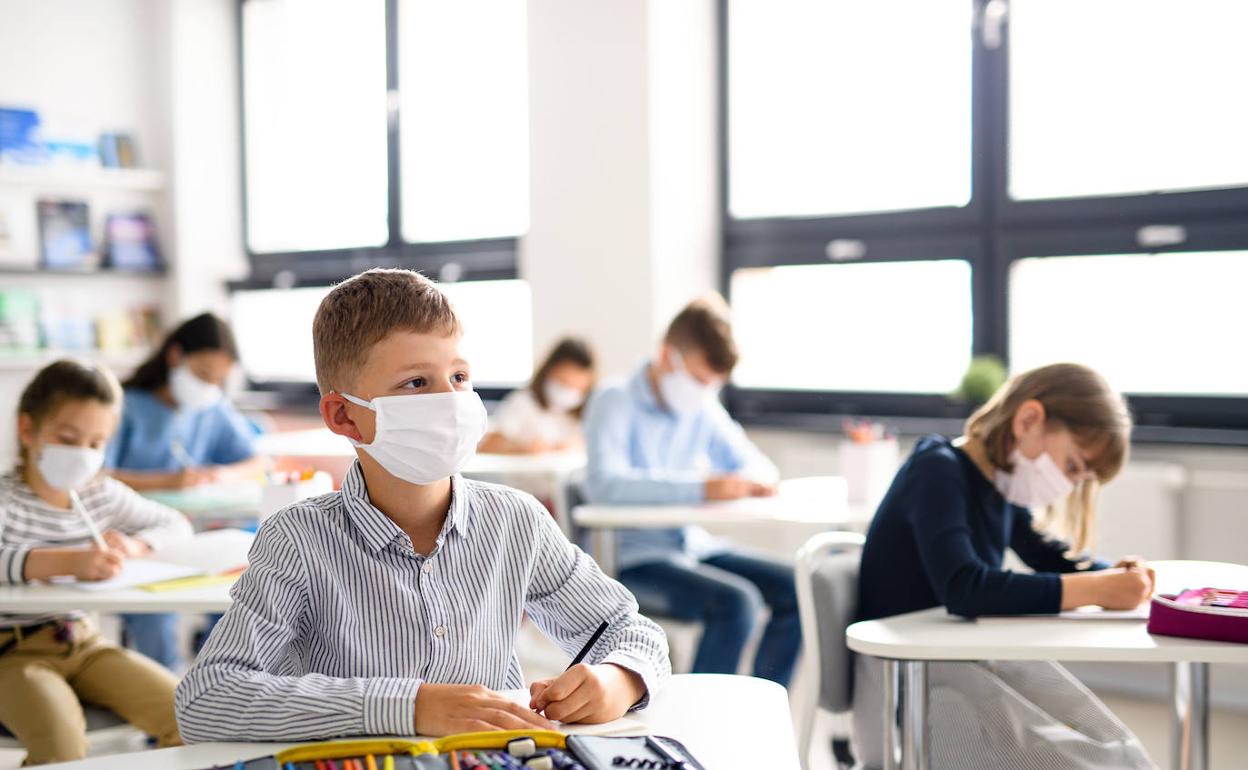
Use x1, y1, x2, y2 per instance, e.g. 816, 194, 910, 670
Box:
0, 166, 166, 193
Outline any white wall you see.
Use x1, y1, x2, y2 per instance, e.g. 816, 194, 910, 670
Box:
525, 0, 718, 380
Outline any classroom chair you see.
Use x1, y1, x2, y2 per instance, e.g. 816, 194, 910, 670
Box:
795, 530, 867, 770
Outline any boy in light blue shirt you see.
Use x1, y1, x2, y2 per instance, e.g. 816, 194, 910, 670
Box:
582, 295, 800, 686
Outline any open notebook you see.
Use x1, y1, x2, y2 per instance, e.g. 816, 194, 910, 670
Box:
58, 528, 254, 592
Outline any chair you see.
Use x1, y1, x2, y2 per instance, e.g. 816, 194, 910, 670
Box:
795, 530, 866, 769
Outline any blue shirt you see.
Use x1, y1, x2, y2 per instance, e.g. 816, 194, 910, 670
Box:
582, 362, 776, 571
857, 435, 1107, 621
175, 463, 669, 743
104, 388, 257, 471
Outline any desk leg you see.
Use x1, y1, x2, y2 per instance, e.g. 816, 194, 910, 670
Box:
899, 661, 929, 770
1172, 661, 1209, 770
591, 528, 617, 578
882, 659, 900, 770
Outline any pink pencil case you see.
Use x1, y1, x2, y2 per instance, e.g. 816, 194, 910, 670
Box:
1148, 589, 1248, 644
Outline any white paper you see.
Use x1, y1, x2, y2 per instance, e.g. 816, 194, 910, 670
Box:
68, 559, 202, 592
152, 529, 253, 573
499, 689, 647, 736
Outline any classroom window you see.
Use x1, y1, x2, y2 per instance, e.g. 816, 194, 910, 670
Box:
242, 0, 389, 253
721, 0, 1248, 434
231, 280, 533, 387
726, 0, 972, 219
397, 0, 528, 243
1008, 0, 1248, 201
1009, 252, 1248, 396
240, 0, 528, 284
731, 261, 973, 393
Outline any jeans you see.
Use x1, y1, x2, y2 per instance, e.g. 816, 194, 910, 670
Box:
620, 551, 800, 687
120, 613, 180, 670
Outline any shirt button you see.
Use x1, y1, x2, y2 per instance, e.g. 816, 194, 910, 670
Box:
422, 561, 433, 574
434, 625, 447, 638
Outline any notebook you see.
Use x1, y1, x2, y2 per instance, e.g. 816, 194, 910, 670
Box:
57, 529, 254, 592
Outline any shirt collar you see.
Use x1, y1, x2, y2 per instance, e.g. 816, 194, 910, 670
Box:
340, 461, 472, 554
627, 360, 665, 414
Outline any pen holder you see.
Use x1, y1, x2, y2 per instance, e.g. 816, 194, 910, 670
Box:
260, 472, 334, 521
838, 438, 899, 504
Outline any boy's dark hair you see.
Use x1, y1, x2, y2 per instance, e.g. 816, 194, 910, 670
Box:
312, 269, 461, 395
664, 294, 739, 374
17, 359, 122, 466
125, 313, 238, 391
530, 337, 596, 415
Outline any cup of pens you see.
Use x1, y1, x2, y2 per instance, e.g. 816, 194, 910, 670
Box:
838, 419, 899, 505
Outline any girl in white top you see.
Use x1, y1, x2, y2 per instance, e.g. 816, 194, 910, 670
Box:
481, 337, 596, 454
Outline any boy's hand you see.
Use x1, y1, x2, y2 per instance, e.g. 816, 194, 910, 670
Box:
164, 467, 219, 489
414, 683, 556, 735
528, 663, 646, 724
103, 530, 152, 559
70, 546, 125, 581
705, 476, 776, 501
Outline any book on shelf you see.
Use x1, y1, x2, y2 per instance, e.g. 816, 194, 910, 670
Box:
37, 199, 96, 270
103, 211, 161, 271
98, 132, 138, 169
0, 107, 44, 165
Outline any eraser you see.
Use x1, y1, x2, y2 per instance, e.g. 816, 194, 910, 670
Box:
508, 738, 537, 758
524, 756, 554, 770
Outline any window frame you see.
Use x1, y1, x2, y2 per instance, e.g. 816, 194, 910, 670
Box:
718, 0, 1248, 441
236, 0, 521, 288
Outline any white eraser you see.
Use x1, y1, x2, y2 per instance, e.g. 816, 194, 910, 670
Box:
524, 756, 553, 770
508, 737, 537, 758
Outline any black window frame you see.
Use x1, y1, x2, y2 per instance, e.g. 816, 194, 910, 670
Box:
717, 0, 1248, 443
235, 0, 521, 290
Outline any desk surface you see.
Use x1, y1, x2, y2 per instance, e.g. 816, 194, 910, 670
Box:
51, 674, 800, 770
847, 560, 1248, 664
573, 476, 869, 529
0, 580, 234, 614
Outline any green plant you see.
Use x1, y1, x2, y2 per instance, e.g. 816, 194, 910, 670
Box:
956, 355, 1008, 406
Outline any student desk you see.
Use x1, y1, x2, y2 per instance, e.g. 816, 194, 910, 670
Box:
0, 581, 234, 614
49, 673, 801, 770
846, 560, 1248, 770
573, 477, 870, 576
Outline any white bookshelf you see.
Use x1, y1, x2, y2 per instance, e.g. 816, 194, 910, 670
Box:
0, 165, 166, 193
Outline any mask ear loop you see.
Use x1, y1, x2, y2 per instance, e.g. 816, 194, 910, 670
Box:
336, 392, 377, 411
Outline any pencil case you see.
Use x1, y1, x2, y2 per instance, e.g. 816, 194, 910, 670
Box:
195, 730, 707, 770
1147, 593, 1248, 644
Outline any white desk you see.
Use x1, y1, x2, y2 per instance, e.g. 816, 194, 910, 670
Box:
0, 581, 234, 614
846, 560, 1248, 770
573, 477, 870, 576
50, 673, 800, 770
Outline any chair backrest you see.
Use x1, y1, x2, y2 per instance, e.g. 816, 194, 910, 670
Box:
796, 531, 865, 713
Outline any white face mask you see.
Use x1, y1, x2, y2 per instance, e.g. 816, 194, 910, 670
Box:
170, 365, 224, 412
658, 350, 721, 415
342, 389, 488, 485
37, 444, 105, 491
993, 448, 1075, 509
543, 381, 585, 413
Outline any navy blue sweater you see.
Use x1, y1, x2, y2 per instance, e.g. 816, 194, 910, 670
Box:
857, 435, 1105, 621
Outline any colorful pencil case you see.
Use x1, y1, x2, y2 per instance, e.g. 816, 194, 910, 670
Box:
1148, 590, 1248, 644
196, 730, 706, 770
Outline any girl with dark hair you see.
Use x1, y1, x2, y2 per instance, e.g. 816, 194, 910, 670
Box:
480, 337, 596, 454
104, 313, 265, 671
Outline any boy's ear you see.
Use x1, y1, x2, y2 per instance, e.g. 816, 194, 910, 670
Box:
320, 393, 365, 443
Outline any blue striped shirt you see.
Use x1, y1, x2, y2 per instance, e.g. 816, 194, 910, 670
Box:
175, 462, 670, 743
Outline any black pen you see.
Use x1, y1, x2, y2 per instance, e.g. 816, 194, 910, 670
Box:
568, 621, 609, 668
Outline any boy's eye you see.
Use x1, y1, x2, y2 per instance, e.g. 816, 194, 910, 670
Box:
402, 377, 427, 389
453, 372, 470, 385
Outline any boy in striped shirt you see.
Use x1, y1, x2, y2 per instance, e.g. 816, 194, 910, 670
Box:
176, 269, 669, 742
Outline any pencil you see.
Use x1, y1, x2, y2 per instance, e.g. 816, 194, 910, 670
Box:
450, 749, 461, 770
568, 621, 609, 669
68, 489, 108, 551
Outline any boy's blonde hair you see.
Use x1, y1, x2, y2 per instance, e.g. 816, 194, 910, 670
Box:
312, 269, 461, 395
964, 362, 1132, 556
